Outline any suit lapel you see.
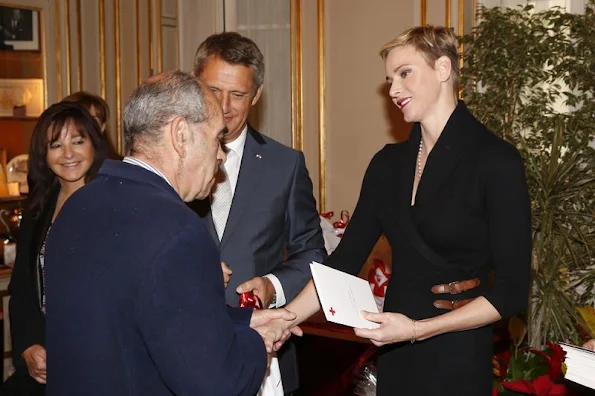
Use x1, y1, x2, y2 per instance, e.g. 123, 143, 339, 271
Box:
203, 210, 219, 247
220, 126, 266, 249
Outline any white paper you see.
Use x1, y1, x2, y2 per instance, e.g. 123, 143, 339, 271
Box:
310, 262, 379, 329
560, 343, 595, 390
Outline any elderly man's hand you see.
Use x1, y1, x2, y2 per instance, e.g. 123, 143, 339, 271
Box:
22, 344, 47, 384
250, 308, 296, 328
250, 310, 303, 352
221, 261, 232, 288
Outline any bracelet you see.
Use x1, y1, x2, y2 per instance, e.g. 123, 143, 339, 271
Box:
410, 319, 417, 344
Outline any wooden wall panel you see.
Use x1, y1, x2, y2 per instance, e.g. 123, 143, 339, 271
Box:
80, 0, 101, 94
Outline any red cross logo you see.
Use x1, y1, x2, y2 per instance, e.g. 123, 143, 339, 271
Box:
329, 307, 336, 316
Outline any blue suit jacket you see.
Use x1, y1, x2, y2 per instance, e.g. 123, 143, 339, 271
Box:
45, 160, 266, 396
189, 126, 326, 392
191, 126, 325, 306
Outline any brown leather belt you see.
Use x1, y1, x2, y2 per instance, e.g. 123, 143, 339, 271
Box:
433, 298, 473, 310
431, 278, 480, 311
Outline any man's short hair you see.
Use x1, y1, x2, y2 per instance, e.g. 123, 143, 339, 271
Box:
123, 70, 212, 154
193, 32, 265, 90
380, 26, 460, 96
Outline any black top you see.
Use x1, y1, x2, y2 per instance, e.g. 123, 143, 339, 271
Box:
9, 188, 58, 367
327, 102, 532, 395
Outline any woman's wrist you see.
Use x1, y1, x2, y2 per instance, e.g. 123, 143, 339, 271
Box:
410, 318, 417, 343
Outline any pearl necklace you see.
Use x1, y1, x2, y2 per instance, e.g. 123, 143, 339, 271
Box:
417, 139, 424, 179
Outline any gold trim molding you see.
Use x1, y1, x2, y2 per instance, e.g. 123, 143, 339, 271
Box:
136, 0, 142, 85
458, 0, 466, 99
99, 0, 106, 98
54, 0, 62, 100
157, 0, 162, 73
41, 6, 48, 107
317, 0, 326, 212
76, 0, 83, 91
65, 0, 71, 95
290, 0, 303, 152
115, 0, 122, 153
148, 0, 154, 76
421, 0, 427, 25
445, 0, 451, 27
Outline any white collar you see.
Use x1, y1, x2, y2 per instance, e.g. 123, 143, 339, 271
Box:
122, 156, 173, 187
225, 125, 248, 157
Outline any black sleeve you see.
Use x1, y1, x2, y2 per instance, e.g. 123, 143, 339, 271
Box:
481, 146, 532, 318
325, 148, 385, 276
8, 210, 46, 368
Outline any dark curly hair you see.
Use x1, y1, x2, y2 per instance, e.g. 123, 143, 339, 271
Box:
27, 102, 106, 218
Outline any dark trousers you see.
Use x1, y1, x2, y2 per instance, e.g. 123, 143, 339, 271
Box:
0, 369, 45, 396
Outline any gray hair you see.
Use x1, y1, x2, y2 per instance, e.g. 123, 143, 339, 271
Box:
123, 70, 211, 153
193, 32, 264, 90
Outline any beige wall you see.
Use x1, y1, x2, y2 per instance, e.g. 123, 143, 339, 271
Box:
10, 0, 477, 211
323, 0, 415, 214
9, 0, 188, 155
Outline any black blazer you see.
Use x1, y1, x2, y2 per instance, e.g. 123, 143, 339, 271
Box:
9, 188, 58, 368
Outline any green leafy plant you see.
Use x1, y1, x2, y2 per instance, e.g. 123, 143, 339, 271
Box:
461, 1, 595, 348
492, 317, 568, 395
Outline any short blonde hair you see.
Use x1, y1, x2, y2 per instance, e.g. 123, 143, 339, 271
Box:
380, 26, 460, 94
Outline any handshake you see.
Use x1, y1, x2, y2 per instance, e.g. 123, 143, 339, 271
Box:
249, 308, 303, 354
221, 261, 303, 353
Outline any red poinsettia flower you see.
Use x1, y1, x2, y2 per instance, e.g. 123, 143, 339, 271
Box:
546, 341, 566, 379
502, 374, 569, 395
493, 349, 511, 379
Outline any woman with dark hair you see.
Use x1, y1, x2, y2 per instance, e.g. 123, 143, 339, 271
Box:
2, 102, 106, 396
62, 90, 120, 159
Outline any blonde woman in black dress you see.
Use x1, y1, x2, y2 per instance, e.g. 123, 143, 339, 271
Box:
263, 26, 532, 395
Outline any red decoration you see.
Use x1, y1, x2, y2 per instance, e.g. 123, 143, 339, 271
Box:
329, 307, 336, 316
239, 291, 262, 309
501, 374, 569, 396
320, 211, 334, 219
332, 210, 350, 237
493, 340, 569, 395
367, 259, 390, 298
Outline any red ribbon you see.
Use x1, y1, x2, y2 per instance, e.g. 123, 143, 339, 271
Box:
239, 291, 262, 309
320, 211, 334, 219
333, 210, 351, 237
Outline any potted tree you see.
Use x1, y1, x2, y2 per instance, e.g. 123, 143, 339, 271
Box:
461, 1, 595, 350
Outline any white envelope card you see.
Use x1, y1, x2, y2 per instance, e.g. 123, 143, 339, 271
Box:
310, 262, 380, 329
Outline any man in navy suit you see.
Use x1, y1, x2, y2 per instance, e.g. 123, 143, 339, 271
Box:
190, 32, 326, 394
45, 71, 296, 396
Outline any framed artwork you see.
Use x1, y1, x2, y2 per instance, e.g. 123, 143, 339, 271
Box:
0, 78, 44, 116
0, 4, 40, 51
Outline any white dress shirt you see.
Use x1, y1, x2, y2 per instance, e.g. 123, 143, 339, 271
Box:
221, 126, 286, 308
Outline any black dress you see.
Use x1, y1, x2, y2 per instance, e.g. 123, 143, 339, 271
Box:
326, 102, 531, 395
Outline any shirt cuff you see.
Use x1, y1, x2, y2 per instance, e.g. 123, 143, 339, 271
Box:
263, 274, 286, 308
